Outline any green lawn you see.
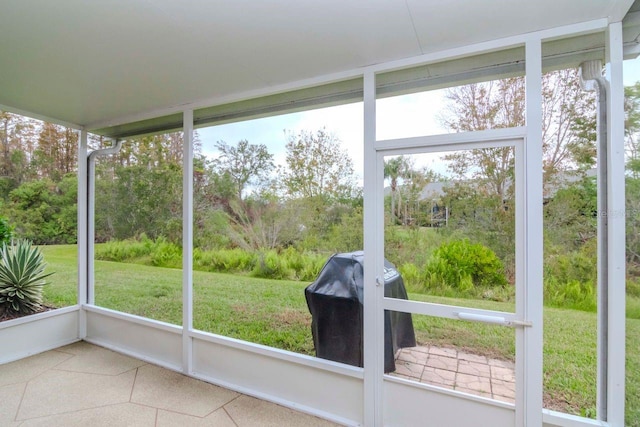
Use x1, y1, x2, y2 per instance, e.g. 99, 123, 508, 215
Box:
39, 245, 640, 425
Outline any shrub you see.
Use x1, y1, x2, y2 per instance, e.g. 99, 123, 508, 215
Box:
544, 277, 596, 311
627, 296, 640, 320
150, 237, 182, 268
544, 247, 597, 311
423, 239, 508, 292
544, 246, 596, 288
95, 235, 154, 262
282, 248, 327, 281
95, 235, 183, 269
398, 262, 422, 293
385, 225, 444, 269
281, 247, 305, 279
194, 248, 256, 273
0, 217, 13, 245
628, 279, 640, 299
251, 250, 291, 280
324, 207, 364, 253
4, 177, 78, 245
0, 239, 53, 315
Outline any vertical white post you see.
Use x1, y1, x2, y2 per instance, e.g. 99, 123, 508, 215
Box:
605, 21, 626, 426
87, 149, 95, 305
363, 71, 383, 426
77, 129, 88, 339
523, 39, 544, 427
86, 140, 121, 306
182, 110, 194, 374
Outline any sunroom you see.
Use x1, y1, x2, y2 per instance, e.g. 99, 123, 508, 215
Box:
1, 0, 638, 425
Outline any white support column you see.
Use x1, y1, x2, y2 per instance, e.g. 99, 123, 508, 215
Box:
182, 110, 194, 374
77, 129, 88, 339
363, 71, 383, 426
605, 21, 626, 426
523, 39, 544, 427
87, 154, 96, 306
86, 140, 121, 306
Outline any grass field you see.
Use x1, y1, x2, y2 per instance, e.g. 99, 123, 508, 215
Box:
38, 245, 640, 425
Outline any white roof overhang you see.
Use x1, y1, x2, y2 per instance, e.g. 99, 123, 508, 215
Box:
1, 0, 639, 138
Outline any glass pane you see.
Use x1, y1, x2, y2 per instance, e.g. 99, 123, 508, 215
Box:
93, 132, 183, 325
193, 103, 364, 361
625, 56, 640, 426
387, 312, 515, 404
377, 76, 526, 141
376, 90, 449, 140
540, 63, 599, 418
376, 48, 525, 141
41, 244, 77, 310
628, 316, 640, 425
383, 149, 516, 313
0, 113, 78, 317
543, 308, 596, 415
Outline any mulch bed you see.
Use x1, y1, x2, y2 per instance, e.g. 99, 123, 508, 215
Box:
0, 305, 56, 322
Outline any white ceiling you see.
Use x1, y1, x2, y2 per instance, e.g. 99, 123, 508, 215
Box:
0, 0, 635, 132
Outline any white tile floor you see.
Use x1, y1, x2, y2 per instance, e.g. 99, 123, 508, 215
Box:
0, 342, 338, 427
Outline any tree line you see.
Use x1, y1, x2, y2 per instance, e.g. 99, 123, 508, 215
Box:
0, 113, 78, 243
91, 127, 361, 255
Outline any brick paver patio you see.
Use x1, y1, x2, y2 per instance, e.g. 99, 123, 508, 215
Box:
392, 345, 516, 403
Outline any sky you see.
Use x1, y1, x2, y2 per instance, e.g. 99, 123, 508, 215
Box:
197, 88, 450, 182
197, 58, 640, 183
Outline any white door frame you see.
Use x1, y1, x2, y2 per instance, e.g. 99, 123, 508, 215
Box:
363, 41, 544, 427
373, 132, 541, 427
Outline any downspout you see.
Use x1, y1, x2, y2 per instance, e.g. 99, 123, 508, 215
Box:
87, 139, 123, 305
579, 60, 608, 421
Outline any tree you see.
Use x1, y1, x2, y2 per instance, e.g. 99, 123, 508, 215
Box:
442, 70, 596, 196
283, 129, 355, 200
213, 139, 274, 200
397, 166, 441, 226
544, 177, 597, 250
384, 156, 410, 224
92, 133, 190, 243
541, 69, 596, 188
442, 78, 521, 200
627, 176, 640, 265
3, 176, 77, 244
224, 192, 302, 250
194, 140, 279, 250
384, 156, 440, 226
440, 69, 597, 278
0, 111, 38, 192
625, 82, 640, 177
624, 82, 640, 267
32, 123, 77, 181
0, 216, 13, 245
101, 161, 182, 242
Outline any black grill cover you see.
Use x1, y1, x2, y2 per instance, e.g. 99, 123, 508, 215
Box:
304, 251, 416, 372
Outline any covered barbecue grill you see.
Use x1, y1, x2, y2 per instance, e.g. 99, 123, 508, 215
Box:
304, 251, 416, 372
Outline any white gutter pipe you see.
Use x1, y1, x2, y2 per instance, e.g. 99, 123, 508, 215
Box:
86, 139, 123, 304
579, 59, 608, 422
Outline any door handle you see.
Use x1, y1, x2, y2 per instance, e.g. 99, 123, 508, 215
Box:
456, 312, 532, 328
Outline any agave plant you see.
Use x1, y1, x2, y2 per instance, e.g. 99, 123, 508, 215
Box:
0, 239, 53, 315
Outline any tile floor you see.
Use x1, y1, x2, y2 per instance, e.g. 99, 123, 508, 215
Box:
0, 342, 338, 427
390, 345, 516, 403
0, 341, 516, 426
